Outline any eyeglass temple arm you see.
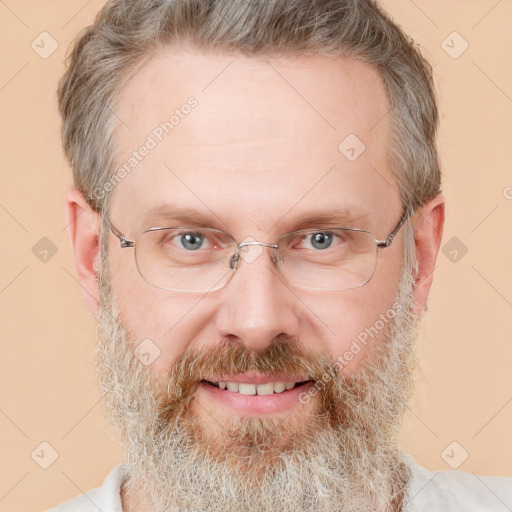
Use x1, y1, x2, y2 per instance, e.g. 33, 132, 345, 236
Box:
376, 208, 411, 248
103, 208, 410, 252
103, 214, 135, 248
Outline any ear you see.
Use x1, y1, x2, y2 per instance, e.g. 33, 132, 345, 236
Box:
411, 193, 445, 316
64, 189, 102, 318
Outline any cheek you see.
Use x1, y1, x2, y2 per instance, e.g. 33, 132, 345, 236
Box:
306, 270, 400, 374
110, 252, 205, 372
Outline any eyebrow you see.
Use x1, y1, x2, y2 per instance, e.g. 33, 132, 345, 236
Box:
137, 204, 371, 232
138, 205, 228, 231
282, 207, 370, 230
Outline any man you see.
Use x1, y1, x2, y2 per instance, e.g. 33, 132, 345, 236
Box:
49, 0, 511, 510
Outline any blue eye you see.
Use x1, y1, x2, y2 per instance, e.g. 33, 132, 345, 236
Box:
299, 231, 342, 251
176, 232, 206, 251
307, 232, 334, 250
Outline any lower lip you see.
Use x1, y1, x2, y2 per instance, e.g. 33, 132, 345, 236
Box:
198, 380, 314, 415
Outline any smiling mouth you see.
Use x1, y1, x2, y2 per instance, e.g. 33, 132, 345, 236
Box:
202, 379, 313, 396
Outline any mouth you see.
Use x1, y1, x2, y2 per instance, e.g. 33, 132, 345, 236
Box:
202, 379, 312, 395
198, 375, 315, 415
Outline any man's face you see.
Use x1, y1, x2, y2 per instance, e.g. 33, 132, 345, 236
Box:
98, 49, 420, 510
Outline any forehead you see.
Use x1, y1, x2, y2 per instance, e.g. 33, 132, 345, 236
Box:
111, 48, 399, 235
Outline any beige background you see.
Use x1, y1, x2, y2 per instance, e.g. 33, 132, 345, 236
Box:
0, 1, 511, 510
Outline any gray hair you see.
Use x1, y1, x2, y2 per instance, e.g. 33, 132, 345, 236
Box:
58, 0, 440, 271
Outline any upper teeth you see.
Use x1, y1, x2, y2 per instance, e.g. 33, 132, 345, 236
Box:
217, 381, 297, 395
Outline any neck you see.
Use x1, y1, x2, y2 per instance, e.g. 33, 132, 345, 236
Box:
120, 478, 149, 512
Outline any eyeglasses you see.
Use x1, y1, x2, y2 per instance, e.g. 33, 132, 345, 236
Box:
104, 208, 410, 293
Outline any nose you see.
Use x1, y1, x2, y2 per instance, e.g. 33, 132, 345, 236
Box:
214, 243, 300, 353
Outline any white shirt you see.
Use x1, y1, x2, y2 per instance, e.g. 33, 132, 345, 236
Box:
47, 453, 512, 511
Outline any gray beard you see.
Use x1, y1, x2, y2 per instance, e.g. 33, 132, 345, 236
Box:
94, 240, 421, 512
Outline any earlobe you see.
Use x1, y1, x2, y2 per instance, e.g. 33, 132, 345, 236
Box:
410, 193, 445, 316
65, 189, 102, 318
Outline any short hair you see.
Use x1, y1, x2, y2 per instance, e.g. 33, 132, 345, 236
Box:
58, 0, 440, 270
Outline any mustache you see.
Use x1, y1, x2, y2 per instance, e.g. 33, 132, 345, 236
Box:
173, 338, 330, 381
151, 337, 368, 429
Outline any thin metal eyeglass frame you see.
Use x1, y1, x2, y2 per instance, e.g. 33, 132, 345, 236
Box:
103, 207, 410, 291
